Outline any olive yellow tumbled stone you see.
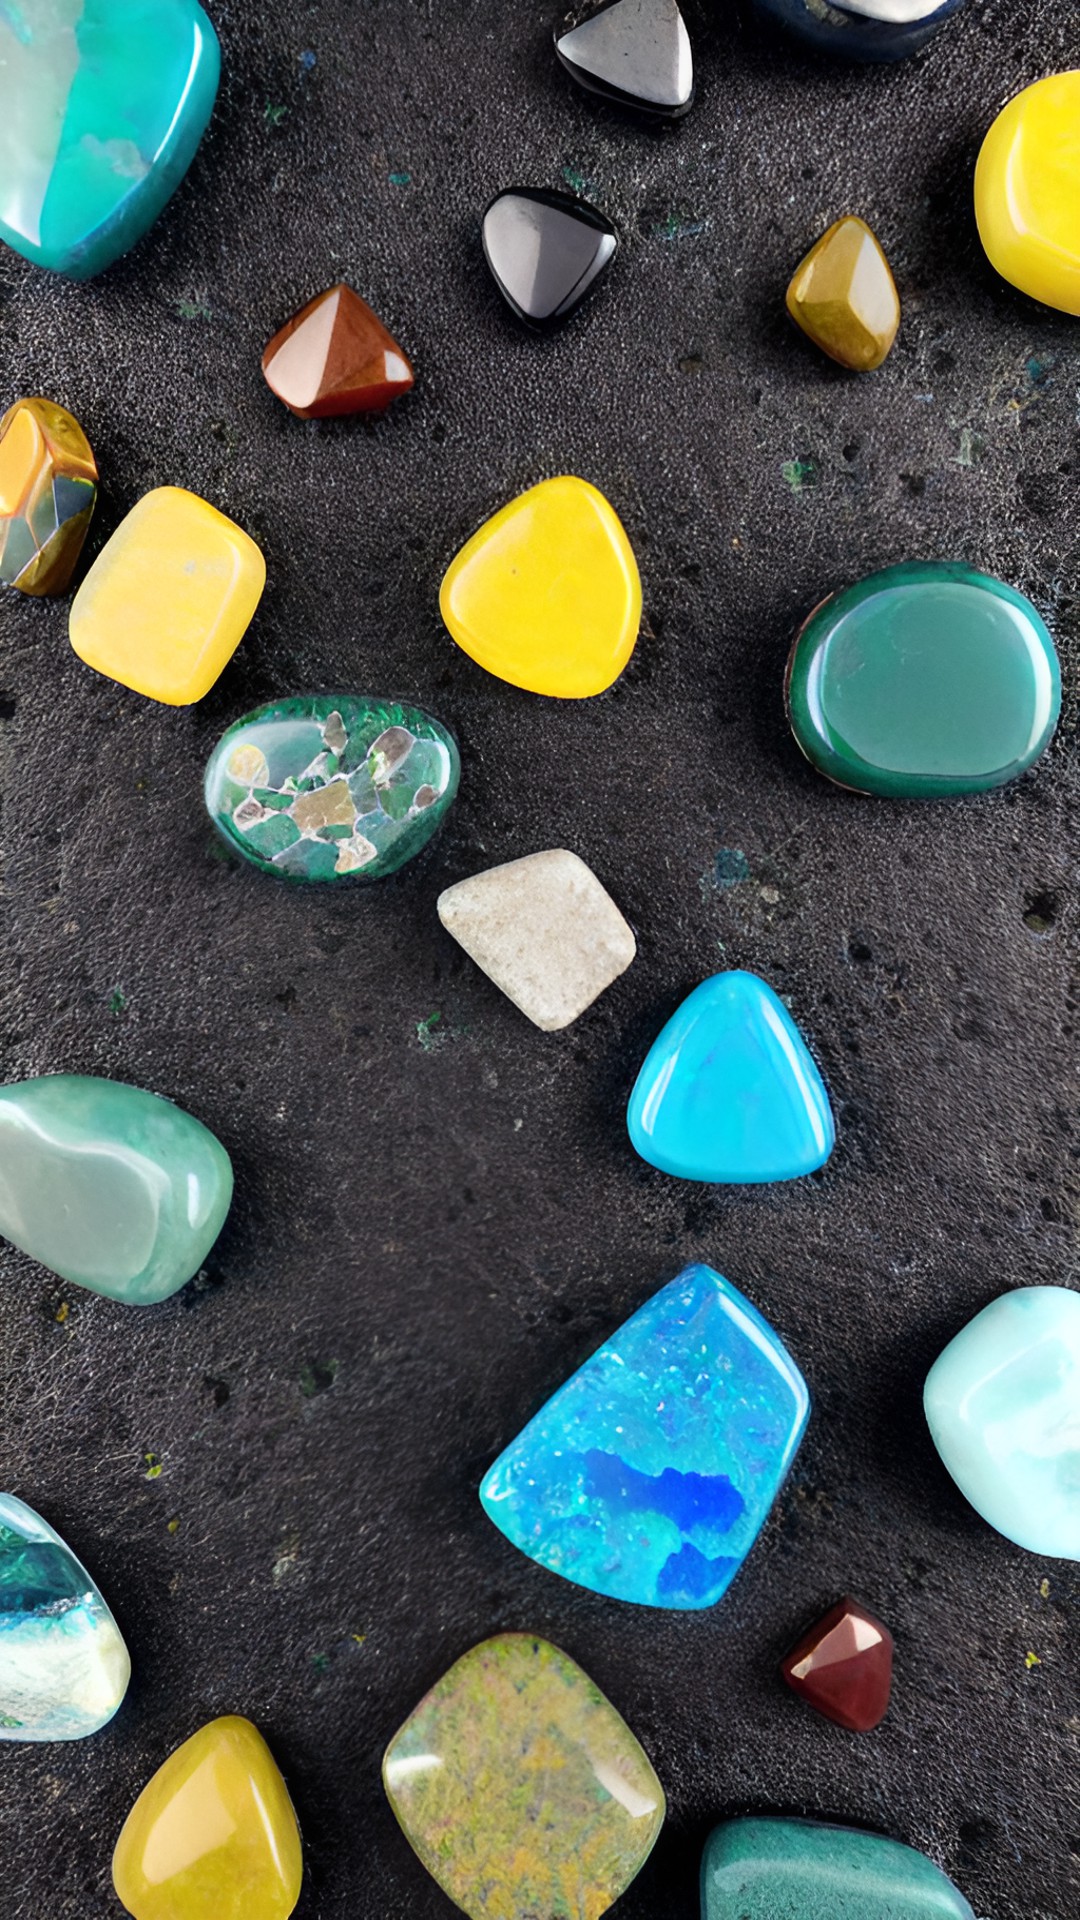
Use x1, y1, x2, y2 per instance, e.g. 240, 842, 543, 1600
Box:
70, 486, 265, 704
112, 1715, 302, 1920
440, 475, 641, 697
786, 217, 900, 371
975, 71, 1080, 316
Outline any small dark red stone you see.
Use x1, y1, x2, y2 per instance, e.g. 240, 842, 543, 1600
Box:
261, 283, 414, 419
781, 1595, 893, 1731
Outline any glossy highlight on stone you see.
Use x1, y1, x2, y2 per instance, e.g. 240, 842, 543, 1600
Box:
786, 561, 1061, 798
383, 1633, 664, 1920
924, 1286, 1080, 1559
70, 486, 266, 704
0, 0, 220, 280
483, 187, 618, 328
701, 1818, 976, 1920
0, 396, 97, 594
749, 0, 961, 59
555, 0, 694, 119
787, 217, 899, 371
627, 971, 834, 1183
480, 1265, 809, 1608
262, 283, 414, 418
781, 1596, 893, 1730
0, 1074, 233, 1305
113, 1715, 303, 1920
975, 72, 1080, 316
205, 696, 459, 882
0, 1492, 130, 1741
441, 476, 640, 696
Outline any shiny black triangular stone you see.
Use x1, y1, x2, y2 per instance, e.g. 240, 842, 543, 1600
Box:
481, 187, 618, 330
555, 0, 694, 118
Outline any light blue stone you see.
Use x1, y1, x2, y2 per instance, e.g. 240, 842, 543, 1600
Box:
479, 1264, 810, 1609
0, 1493, 130, 1740
627, 970, 835, 1182
924, 1286, 1080, 1559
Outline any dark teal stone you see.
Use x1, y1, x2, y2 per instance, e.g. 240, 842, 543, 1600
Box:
701, 1818, 976, 1919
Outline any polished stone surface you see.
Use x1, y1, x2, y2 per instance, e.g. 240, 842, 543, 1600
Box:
0, 1492, 129, 1741
70, 486, 266, 704
205, 696, 459, 881
627, 971, 835, 1182
748, 0, 961, 59
482, 187, 618, 328
0, 1074, 233, 1305
555, 0, 694, 118
262, 283, 414, 418
786, 561, 1061, 798
781, 1596, 893, 1730
383, 1633, 664, 1920
0, 0, 220, 279
480, 1265, 809, 1608
924, 1286, 1080, 1559
975, 71, 1080, 316
787, 217, 900, 371
438, 849, 635, 1029
0, 396, 97, 595
113, 1715, 303, 1920
701, 1818, 976, 1919
441, 475, 640, 696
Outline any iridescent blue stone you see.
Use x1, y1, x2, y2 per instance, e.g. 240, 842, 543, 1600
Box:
480, 1264, 810, 1609
0, 1493, 130, 1740
750, 0, 963, 61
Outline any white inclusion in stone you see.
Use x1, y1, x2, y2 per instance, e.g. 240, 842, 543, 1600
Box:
0, 0, 82, 246
79, 133, 150, 180
829, 0, 949, 21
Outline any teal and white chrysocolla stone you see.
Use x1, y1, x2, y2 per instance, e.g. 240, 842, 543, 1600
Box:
0, 1493, 130, 1740
204, 696, 461, 882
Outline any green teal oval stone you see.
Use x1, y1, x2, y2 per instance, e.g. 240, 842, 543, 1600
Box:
785, 561, 1060, 798
0, 1075, 232, 1305
204, 696, 461, 882
701, 1818, 976, 1920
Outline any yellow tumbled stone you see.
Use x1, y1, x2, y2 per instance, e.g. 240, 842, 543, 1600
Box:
440, 475, 641, 697
70, 486, 265, 705
786, 216, 900, 372
112, 1715, 302, 1920
975, 71, 1080, 316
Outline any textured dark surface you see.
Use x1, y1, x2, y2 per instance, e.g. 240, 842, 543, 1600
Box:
0, 3, 1078, 1916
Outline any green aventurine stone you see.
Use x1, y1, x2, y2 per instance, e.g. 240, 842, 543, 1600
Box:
0, 1075, 232, 1305
204, 695, 461, 882
701, 1818, 976, 1920
785, 561, 1061, 798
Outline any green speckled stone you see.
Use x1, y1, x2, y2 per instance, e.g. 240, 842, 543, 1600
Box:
0, 1074, 232, 1305
785, 561, 1061, 798
701, 1818, 976, 1920
204, 696, 460, 882
383, 1633, 665, 1920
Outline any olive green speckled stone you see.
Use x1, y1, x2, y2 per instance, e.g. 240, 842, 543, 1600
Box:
383, 1633, 665, 1920
701, 1817, 976, 1920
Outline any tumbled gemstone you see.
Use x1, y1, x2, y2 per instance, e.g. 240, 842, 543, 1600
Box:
383, 1634, 664, 1920
480, 1265, 809, 1608
749, 0, 961, 59
0, 0, 220, 280
205, 696, 459, 883
627, 971, 834, 1183
262, 283, 414, 419
70, 486, 265, 704
0, 397, 97, 595
0, 1074, 233, 1305
975, 72, 1080, 316
441, 476, 640, 696
701, 1818, 975, 1919
113, 1716, 302, 1920
786, 217, 899, 371
924, 1286, 1080, 1559
438, 849, 635, 1029
781, 1596, 893, 1730
482, 187, 618, 328
786, 561, 1061, 798
554, 0, 694, 118
0, 1492, 130, 1741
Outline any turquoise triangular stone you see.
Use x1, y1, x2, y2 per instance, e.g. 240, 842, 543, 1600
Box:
627, 969, 834, 1182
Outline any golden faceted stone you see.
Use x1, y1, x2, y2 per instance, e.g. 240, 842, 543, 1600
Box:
786, 217, 900, 371
0, 396, 97, 595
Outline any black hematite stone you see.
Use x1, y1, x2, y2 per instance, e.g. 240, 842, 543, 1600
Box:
481, 187, 618, 330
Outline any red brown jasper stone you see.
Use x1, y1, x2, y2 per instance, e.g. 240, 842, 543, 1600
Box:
781, 1596, 893, 1731
261, 283, 414, 419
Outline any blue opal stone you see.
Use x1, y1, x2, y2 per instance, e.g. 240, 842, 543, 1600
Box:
479, 1264, 810, 1609
750, 0, 964, 62
0, 1493, 130, 1740
627, 970, 834, 1183
924, 1286, 1080, 1559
